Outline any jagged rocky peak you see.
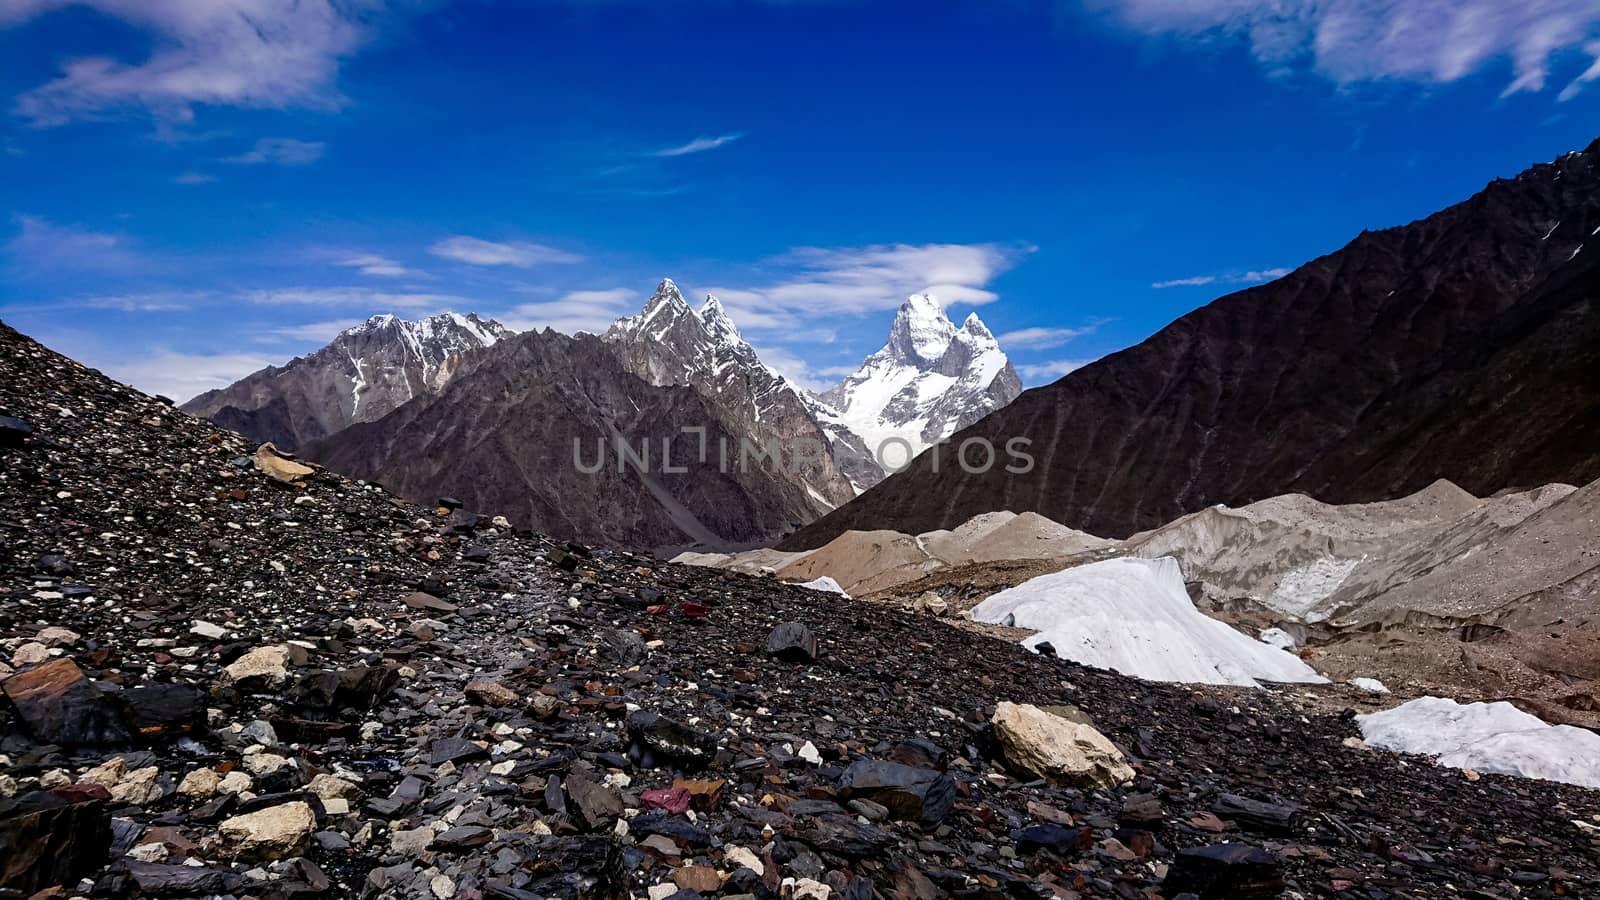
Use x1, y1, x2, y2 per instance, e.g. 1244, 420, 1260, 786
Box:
698, 293, 742, 345
611, 278, 695, 338
962, 311, 996, 340
608, 279, 745, 349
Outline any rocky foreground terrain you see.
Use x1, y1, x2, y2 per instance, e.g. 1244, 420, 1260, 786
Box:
3, 319, 1599, 899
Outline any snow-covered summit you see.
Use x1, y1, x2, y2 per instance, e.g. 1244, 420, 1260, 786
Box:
604, 279, 768, 383
884, 293, 960, 364
811, 293, 1022, 486
181, 310, 510, 452
343, 312, 508, 357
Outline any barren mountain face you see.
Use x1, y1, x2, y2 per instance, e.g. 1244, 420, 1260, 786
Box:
310, 328, 836, 555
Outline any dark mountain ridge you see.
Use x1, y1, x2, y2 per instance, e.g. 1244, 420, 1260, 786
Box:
310, 327, 833, 554
783, 139, 1600, 549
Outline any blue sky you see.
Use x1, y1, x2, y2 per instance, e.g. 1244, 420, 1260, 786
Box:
2, 0, 1599, 401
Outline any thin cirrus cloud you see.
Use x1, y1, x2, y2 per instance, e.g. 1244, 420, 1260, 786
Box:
1150, 267, 1289, 289
172, 171, 218, 185
996, 325, 1097, 350
101, 350, 276, 403
336, 253, 420, 278
705, 242, 1032, 332
1560, 42, 1600, 101
653, 133, 744, 157
747, 343, 844, 394
1085, 0, 1600, 100
500, 288, 635, 335
4, 0, 377, 127
428, 235, 584, 268
5, 214, 140, 275
265, 319, 367, 343
77, 292, 201, 312
244, 287, 473, 310
1015, 358, 1096, 384
224, 138, 326, 166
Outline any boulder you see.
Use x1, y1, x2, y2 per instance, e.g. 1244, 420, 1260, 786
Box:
465, 679, 519, 707
252, 443, 315, 484
1162, 843, 1284, 898
403, 591, 459, 613
178, 768, 221, 799
0, 414, 34, 448
11, 642, 50, 666
2, 657, 132, 746
124, 682, 207, 740
565, 773, 624, 831
765, 622, 818, 662
123, 861, 245, 895
838, 759, 957, 827
990, 701, 1133, 788
35, 626, 80, 648
627, 711, 718, 770
603, 629, 648, 666
219, 800, 316, 860
222, 646, 290, 688
0, 799, 112, 894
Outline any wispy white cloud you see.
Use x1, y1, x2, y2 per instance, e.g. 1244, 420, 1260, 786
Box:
996, 325, 1096, 350
428, 235, 584, 268
78, 292, 200, 312
1151, 267, 1289, 289
1015, 358, 1095, 384
6, 0, 377, 127
336, 253, 419, 278
5, 214, 140, 274
653, 133, 744, 157
245, 287, 470, 309
1559, 41, 1600, 101
706, 242, 1031, 333
264, 319, 366, 343
225, 137, 326, 166
1085, 0, 1600, 98
172, 171, 217, 185
102, 350, 276, 403
500, 288, 635, 334
1150, 275, 1216, 289
747, 343, 850, 394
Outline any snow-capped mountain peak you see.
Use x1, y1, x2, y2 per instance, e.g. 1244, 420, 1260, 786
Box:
812, 293, 1023, 487
961, 311, 996, 342
181, 310, 509, 452
613, 278, 717, 345
342, 311, 508, 351
884, 293, 959, 364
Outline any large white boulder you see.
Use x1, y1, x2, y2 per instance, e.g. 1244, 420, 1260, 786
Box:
219, 800, 316, 859
990, 701, 1133, 788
